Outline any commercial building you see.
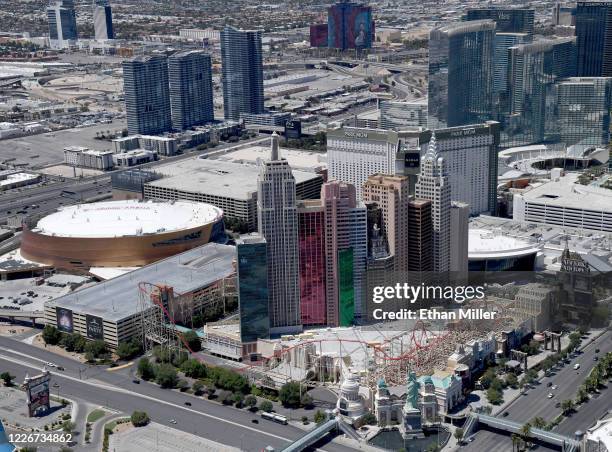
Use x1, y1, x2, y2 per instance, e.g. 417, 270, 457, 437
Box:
168, 51, 214, 131
0, 172, 40, 191
465, 8, 535, 35
47, 0, 78, 49
327, 126, 399, 200
44, 243, 236, 348
554, 77, 612, 148
327, 1, 373, 50
322, 181, 367, 326
310, 24, 328, 48
450, 202, 469, 277
123, 55, 171, 135
513, 173, 612, 233
236, 234, 269, 353
297, 200, 327, 326
179, 29, 220, 42
428, 21, 495, 129
257, 133, 301, 334
379, 100, 428, 130
575, 1, 612, 77
468, 228, 540, 271
63, 146, 113, 170
93, 0, 114, 41
241, 112, 292, 129
502, 38, 576, 147
492, 32, 531, 112
363, 174, 410, 273
221, 26, 264, 121
553, 3, 576, 26
143, 152, 322, 231
21, 199, 224, 270
113, 149, 157, 167
421, 122, 499, 215
112, 135, 178, 156
415, 135, 451, 273
407, 198, 433, 272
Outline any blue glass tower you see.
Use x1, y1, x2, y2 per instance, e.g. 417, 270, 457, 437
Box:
576, 1, 612, 77
123, 55, 171, 135
428, 20, 496, 129
168, 50, 214, 131
220, 26, 264, 121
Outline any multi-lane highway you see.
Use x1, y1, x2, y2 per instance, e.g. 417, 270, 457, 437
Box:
463, 330, 612, 451
0, 336, 355, 452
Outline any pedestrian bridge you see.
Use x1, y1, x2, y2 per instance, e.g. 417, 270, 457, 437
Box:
468, 413, 581, 452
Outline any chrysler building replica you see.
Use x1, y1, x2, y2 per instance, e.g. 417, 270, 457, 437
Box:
415, 133, 451, 272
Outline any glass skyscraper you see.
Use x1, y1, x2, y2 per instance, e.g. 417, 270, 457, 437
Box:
428, 20, 496, 129
93, 0, 114, 40
168, 50, 214, 131
576, 1, 612, 77
465, 8, 535, 35
220, 26, 264, 121
555, 77, 612, 148
236, 235, 270, 344
297, 201, 326, 326
47, 0, 78, 49
123, 55, 171, 135
502, 38, 576, 147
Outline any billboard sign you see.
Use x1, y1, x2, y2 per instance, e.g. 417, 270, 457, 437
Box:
24, 371, 51, 417
404, 152, 421, 168
56, 307, 73, 333
85, 315, 104, 340
285, 120, 302, 140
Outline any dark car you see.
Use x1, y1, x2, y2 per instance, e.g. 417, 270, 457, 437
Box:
595, 349, 600, 353
251, 419, 259, 424
594, 356, 599, 361
57, 366, 65, 371
555, 402, 561, 408
547, 382, 553, 387
184, 401, 192, 406
502, 412, 509, 417
132, 379, 140, 384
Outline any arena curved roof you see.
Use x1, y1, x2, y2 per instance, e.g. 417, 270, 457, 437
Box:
32, 199, 223, 238
468, 229, 541, 260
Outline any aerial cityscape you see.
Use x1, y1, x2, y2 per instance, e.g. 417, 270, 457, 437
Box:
0, 0, 611, 451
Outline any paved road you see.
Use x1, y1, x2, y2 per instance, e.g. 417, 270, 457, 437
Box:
503, 330, 611, 426
0, 338, 356, 452
463, 330, 612, 451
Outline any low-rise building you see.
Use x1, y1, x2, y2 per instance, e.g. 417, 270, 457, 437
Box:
113, 149, 157, 167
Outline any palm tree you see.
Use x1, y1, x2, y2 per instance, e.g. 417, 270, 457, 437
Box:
561, 399, 575, 415
520, 422, 532, 449
531, 417, 546, 429
511, 433, 519, 452
576, 387, 588, 404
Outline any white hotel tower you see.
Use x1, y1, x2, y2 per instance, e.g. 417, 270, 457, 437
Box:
415, 133, 451, 272
257, 133, 302, 334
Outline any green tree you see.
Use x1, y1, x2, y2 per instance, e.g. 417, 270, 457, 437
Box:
245, 395, 257, 410
561, 399, 575, 415
259, 400, 273, 413
182, 330, 202, 352
84, 340, 108, 360
192, 380, 205, 395
454, 428, 464, 441
505, 373, 518, 388
137, 358, 155, 380
116, 338, 142, 360
62, 420, 76, 433
576, 386, 589, 404
42, 325, 62, 345
233, 392, 244, 408
176, 379, 189, 392
131, 411, 150, 427
180, 359, 207, 379
155, 363, 178, 389
531, 417, 546, 429
0, 372, 15, 386
279, 381, 304, 408
486, 387, 503, 405
314, 410, 326, 424
519, 423, 532, 449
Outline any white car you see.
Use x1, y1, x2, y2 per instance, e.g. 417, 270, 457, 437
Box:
573, 363, 581, 370
551, 385, 558, 390
46, 362, 56, 368
547, 393, 554, 398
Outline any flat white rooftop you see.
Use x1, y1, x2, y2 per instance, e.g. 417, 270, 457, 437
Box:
520, 173, 612, 211
469, 228, 541, 260
33, 199, 222, 238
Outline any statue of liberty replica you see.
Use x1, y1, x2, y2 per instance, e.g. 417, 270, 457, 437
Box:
400, 370, 424, 440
